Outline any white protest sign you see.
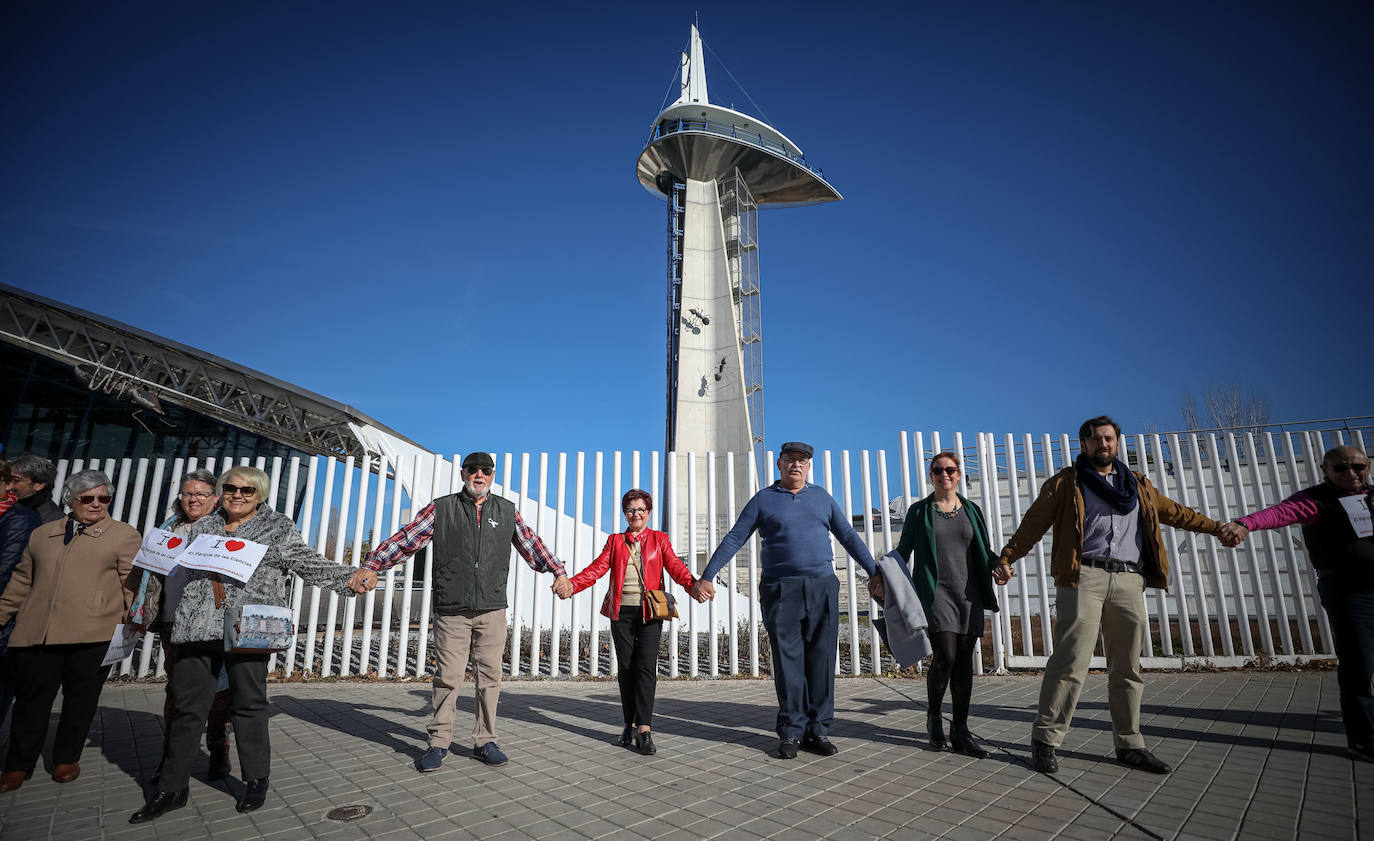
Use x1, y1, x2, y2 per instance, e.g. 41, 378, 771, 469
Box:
1340, 494, 1373, 539
177, 534, 270, 584
132, 527, 189, 575
102, 624, 144, 666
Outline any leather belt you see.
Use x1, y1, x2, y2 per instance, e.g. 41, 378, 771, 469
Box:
1081, 556, 1140, 574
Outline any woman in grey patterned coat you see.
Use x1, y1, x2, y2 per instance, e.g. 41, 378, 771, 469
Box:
130, 466, 374, 823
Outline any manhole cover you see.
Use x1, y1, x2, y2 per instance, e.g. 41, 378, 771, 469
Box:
326, 805, 373, 822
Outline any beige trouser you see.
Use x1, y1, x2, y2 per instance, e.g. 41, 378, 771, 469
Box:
1032, 565, 1148, 750
429, 609, 506, 748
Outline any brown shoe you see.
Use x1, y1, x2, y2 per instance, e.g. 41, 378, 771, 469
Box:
0, 770, 28, 792
52, 763, 81, 783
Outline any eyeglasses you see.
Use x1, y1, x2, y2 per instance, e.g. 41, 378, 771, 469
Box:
221, 483, 258, 497
179, 491, 216, 500
780, 456, 811, 464
624, 507, 649, 515
464, 467, 494, 477
76, 494, 111, 505
1330, 462, 1370, 474
931, 467, 959, 476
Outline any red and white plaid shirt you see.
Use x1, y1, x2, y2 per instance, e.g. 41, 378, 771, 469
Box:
363, 494, 566, 577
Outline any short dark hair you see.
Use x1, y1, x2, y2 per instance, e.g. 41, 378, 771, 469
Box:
622, 489, 653, 513
1078, 415, 1122, 443
9, 453, 56, 487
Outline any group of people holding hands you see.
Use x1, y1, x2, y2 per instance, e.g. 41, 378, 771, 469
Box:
0, 412, 1368, 826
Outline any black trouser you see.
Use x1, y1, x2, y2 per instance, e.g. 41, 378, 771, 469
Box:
610, 606, 662, 728
0, 651, 15, 728
1317, 576, 1374, 747
759, 575, 840, 740
5, 642, 111, 772
158, 634, 232, 760
927, 631, 979, 728
159, 642, 270, 790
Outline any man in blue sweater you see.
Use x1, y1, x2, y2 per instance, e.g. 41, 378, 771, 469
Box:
692, 442, 885, 758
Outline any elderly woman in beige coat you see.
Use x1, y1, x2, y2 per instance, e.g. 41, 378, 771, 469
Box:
0, 469, 140, 792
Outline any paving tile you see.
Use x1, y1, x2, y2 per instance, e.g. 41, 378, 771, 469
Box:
0, 673, 1363, 841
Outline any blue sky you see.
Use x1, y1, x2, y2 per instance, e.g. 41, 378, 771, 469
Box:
3, 2, 1370, 461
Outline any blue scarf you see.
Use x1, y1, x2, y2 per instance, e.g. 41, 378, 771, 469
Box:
1075, 453, 1139, 514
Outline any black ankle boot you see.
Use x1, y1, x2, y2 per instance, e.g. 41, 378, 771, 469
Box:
927, 713, 948, 750
951, 724, 989, 759
129, 789, 189, 823
237, 777, 269, 813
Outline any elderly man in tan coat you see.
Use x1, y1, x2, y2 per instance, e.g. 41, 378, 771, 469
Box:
0, 469, 139, 792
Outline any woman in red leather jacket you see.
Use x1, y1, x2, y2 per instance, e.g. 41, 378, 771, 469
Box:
566, 489, 697, 755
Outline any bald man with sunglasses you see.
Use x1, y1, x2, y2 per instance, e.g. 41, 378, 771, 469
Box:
1223, 445, 1374, 763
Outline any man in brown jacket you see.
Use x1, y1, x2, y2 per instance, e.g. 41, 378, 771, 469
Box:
995, 415, 1234, 776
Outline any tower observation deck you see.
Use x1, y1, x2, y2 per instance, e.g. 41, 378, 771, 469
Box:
637, 25, 840, 542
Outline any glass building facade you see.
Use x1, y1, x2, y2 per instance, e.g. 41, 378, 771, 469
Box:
1, 342, 309, 467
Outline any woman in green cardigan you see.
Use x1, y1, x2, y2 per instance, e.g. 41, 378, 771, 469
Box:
896, 451, 1000, 757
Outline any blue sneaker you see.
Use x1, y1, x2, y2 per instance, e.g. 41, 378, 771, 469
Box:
415, 747, 447, 772
472, 742, 508, 766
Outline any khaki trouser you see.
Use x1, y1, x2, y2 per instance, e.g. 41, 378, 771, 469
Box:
1032, 565, 1148, 750
429, 609, 506, 748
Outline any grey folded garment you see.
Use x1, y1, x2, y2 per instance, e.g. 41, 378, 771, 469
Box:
875, 550, 932, 668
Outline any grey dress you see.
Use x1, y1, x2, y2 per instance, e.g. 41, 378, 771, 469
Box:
928, 510, 986, 636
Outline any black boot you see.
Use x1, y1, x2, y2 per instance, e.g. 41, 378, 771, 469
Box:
129, 789, 189, 823
616, 725, 635, 747
950, 724, 989, 759
927, 713, 948, 751
237, 777, 269, 813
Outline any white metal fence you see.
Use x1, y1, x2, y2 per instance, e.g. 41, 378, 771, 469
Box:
47, 418, 1371, 680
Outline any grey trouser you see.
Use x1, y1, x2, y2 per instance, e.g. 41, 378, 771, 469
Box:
1033, 564, 1148, 750
429, 609, 506, 748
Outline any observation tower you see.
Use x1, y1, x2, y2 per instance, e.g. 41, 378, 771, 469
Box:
637, 25, 840, 539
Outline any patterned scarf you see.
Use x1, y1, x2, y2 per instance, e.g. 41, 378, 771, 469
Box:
64, 516, 89, 545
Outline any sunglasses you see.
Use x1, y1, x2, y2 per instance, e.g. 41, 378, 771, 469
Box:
464, 467, 494, 477
76, 494, 112, 505
624, 507, 649, 515
221, 483, 258, 497
1330, 462, 1370, 474
931, 466, 959, 476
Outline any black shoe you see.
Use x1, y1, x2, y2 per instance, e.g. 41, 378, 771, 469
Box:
1116, 747, 1171, 774
1350, 743, 1374, 763
636, 731, 656, 756
1031, 740, 1059, 773
617, 725, 635, 747
927, 714, 948, 751
950, 726, 989, 759
207, 752, 231, 781
777, 738, 799, 759
800, 736, 838, 756
237, 777, 269, 813
129, 789, 189, 823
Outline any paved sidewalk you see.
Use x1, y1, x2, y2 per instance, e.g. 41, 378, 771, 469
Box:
0, 671, 1368, 841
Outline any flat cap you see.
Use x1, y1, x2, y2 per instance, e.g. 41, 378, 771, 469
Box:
461, 451, 495, 470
